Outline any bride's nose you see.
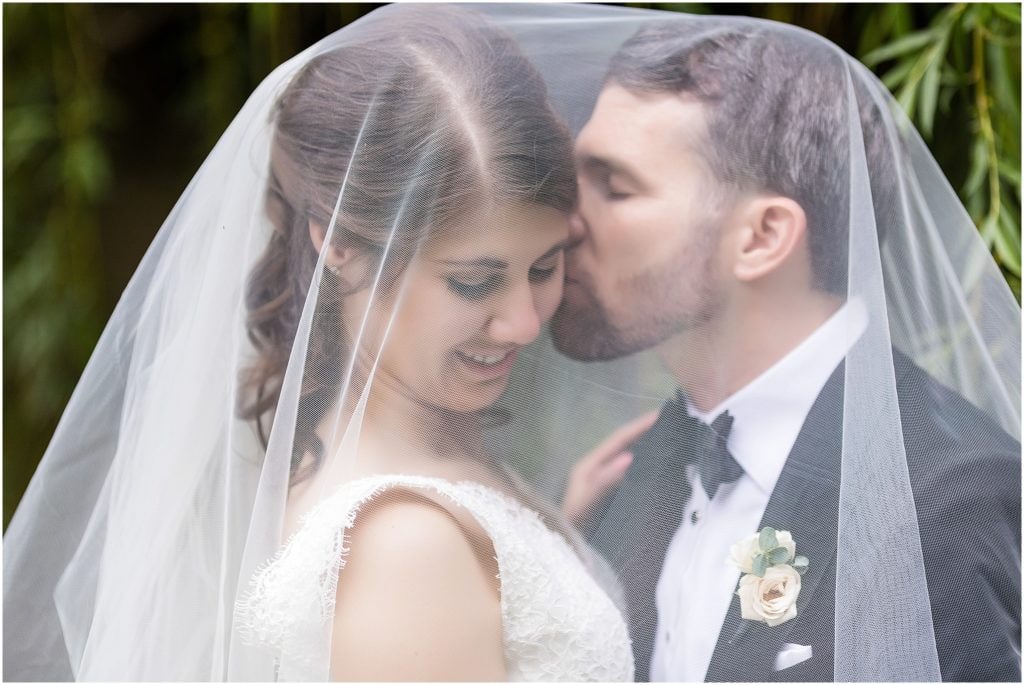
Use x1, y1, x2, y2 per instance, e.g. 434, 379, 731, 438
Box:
486, 282, 542, 346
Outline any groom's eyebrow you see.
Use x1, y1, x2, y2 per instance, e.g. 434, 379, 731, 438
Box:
576, 153, 644, 187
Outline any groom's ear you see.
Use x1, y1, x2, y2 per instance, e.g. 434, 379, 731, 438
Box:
730, 196, 808, 283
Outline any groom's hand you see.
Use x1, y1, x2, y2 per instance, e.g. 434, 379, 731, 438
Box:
562, 411, 659, 526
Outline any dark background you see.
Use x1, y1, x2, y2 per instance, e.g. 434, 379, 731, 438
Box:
4, 3, 1020, 527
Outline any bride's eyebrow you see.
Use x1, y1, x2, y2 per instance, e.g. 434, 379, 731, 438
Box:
436, 256, 507, 269
435, 239, 570, 269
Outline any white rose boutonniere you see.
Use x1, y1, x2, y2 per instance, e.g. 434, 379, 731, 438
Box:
728, 527, 808, 627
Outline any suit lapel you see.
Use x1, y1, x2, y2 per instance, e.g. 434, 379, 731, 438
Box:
705, 364, 844, 681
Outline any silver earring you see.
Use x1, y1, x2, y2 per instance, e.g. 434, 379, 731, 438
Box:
327, 265, 341, 276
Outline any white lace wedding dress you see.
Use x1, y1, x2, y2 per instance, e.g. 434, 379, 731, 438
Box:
235, 474, 635, 681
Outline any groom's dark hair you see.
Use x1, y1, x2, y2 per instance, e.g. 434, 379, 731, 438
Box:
607, 21, 899, 296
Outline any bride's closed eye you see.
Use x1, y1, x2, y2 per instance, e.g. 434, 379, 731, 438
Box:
529, 253, 563, 283
445, 252, 562, 301
447, 273, 502, 300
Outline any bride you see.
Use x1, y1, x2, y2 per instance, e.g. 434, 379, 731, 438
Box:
230, 7, 636, 681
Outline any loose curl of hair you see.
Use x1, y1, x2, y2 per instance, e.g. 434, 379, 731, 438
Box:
238, 7, 577, 484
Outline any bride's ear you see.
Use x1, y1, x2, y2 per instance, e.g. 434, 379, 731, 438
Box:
309, 220, 362, 285
730, 196, 808, 284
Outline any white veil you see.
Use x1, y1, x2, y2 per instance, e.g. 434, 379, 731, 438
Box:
4, 4, 1019, 682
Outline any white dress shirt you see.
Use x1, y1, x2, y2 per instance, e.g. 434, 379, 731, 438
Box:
649, 299, 868, 682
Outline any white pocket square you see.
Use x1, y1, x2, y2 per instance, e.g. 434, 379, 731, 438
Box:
773, 643, 813, 671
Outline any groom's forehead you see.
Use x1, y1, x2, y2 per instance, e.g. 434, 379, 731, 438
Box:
576, 86, 710, 168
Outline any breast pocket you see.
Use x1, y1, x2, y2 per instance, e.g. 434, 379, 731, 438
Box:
773, 643, 813, 672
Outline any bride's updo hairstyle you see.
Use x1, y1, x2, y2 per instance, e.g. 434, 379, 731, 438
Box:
240, 7, 577, 482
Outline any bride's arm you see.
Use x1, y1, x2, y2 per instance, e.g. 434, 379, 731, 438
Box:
329, 490, 505, 681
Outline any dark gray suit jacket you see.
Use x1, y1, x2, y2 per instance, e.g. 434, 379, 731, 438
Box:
588, 352, 1021, 682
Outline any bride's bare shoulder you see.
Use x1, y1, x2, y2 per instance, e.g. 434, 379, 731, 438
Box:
329, 487, 505, 680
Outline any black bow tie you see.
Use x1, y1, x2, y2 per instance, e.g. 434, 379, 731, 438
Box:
695, 409, 743, 500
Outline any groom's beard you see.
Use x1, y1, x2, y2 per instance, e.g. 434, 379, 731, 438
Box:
552, 228, 722, 362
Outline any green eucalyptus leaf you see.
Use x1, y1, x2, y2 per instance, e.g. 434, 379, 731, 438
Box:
793, 556, 810, 575
758, 527, 778, 552
752, 554, 768, 577
769, 546, 791, 565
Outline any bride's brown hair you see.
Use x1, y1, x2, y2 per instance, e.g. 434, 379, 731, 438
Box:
238, 7, 577, 483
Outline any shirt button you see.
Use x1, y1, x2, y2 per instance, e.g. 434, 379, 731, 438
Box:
690, 509, 701, 525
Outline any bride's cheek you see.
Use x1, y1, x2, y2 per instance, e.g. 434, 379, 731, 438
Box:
537, 281, 564, 325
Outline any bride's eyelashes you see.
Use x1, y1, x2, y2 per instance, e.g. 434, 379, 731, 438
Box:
447, 274, 502, 300
445, 257, 561, 301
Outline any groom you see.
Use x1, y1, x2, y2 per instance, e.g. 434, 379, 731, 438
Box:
552, 21, 1020, 682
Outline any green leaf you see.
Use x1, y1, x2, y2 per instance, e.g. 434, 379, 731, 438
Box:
887, 4, 914, 38
896, 78, 920, 122
61, 137, 111, 201
987, 41, 1021, 121
965, 138, 989, 198
881, 58, 917, 90
863, 29, 938, 67
793, 556, 810, 575
918, 39, 948, 137
752, 554, 768, 577
980, 213, 1000, 246
995, 209, 1022, 276
998, 160, 1022, 190
758, 527, 778, 552
768, 547, 791, 565
992, 3, 1022, 24
857, 12, 883, 58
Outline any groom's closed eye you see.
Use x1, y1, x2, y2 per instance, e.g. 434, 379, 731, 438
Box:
577, 155, 642, 200
597, 174, 633, 201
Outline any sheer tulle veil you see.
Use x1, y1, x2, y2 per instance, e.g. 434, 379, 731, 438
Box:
4, 3, 1019, 682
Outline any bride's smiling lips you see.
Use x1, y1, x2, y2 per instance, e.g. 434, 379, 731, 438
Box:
452, 347, 520, 380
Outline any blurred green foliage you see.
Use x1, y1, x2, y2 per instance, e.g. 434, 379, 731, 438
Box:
861, 3, 1021, 294
3, 4, 1020, 527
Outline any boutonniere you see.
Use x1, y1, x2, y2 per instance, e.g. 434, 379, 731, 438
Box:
728, 527, 808, 627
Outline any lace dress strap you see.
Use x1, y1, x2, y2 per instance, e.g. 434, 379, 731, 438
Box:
235, 474, 635, 681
